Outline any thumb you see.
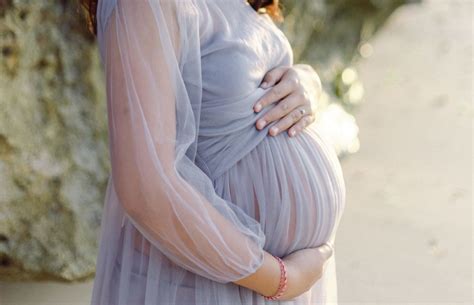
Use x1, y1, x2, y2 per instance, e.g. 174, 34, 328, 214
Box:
319, 242, 334, 261
259, 66, 288, 89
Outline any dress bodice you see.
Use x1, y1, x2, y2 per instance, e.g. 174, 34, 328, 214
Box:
197, 0, 293, 102
189, 0, 295, 179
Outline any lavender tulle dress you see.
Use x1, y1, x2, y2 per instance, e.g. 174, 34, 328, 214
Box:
90, 0, 346, 304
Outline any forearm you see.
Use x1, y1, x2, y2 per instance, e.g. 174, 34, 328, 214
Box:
233, 246, 328, 300
233, 251, 282, 297
112, 145, 266, 282
170, 175, 285, 297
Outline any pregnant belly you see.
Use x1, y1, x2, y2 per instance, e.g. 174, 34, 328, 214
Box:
213, 124, 346, 257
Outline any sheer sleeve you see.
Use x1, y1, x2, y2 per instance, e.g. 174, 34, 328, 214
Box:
96, 0, 266, 284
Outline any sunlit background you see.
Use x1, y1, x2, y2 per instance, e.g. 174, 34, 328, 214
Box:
0, 0, 472, 304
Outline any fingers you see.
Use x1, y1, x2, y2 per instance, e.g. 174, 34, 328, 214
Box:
288, 114, 315, 137
259, 65, 290, 89
268, 104, 312, 137
255, 89, 314, 137
255, 92, 301, 131
254, 78, 293, 113
254, 67, 294, 113
254, 65, 318, 137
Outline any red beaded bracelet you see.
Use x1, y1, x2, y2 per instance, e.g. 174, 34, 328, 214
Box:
263, 255, 288, 300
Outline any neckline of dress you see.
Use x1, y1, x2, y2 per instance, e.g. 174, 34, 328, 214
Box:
240, 0, 272, 26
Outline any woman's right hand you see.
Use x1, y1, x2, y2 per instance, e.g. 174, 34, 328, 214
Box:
278, 243, 334, 301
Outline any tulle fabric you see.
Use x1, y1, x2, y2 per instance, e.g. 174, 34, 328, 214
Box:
90, 0, 346, 304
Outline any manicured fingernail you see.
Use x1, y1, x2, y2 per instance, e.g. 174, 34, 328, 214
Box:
289, 130, 296, 137
270, 126, 278, 135
257, 120, 266, 129
260, 81, 268, 88
254, 103, 262, 112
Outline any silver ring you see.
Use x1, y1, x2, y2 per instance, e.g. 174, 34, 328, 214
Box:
299, 108, 306, 116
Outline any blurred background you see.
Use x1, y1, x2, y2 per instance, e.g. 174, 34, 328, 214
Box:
0, 0, 472, 304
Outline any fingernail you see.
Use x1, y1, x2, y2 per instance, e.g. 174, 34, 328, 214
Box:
257, 120, 266, 129
270, 126, 278, 135
260, 81, 268, 88
289, 130, 295, 137
254, 103, 262, 112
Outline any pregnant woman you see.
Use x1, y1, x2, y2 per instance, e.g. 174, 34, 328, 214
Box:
87, 0, 346, 304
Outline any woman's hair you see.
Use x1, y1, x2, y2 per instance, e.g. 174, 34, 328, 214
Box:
80, 0, 283, 36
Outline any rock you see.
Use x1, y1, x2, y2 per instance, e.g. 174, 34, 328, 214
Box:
0, 0, 108, 281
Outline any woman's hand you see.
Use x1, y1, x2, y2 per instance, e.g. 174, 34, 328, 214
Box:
253, 64, 323, 137
277, 243, 334, 301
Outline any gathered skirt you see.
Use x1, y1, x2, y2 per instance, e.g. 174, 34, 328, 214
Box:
107, 124, 346, 305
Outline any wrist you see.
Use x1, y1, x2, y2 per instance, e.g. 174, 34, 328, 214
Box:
279, 257, 302, 299
260, 255, 288, 300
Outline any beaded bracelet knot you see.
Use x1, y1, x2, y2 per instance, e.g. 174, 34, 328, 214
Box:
262, 255, 288, 300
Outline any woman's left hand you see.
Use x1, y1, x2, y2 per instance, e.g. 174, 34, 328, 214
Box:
253, 64, 322, 137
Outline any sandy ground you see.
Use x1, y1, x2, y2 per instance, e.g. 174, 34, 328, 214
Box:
335, 0, 472, 304
0, 0, 472, 304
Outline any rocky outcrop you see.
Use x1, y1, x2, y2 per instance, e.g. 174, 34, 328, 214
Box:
0, 1, 108, 281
